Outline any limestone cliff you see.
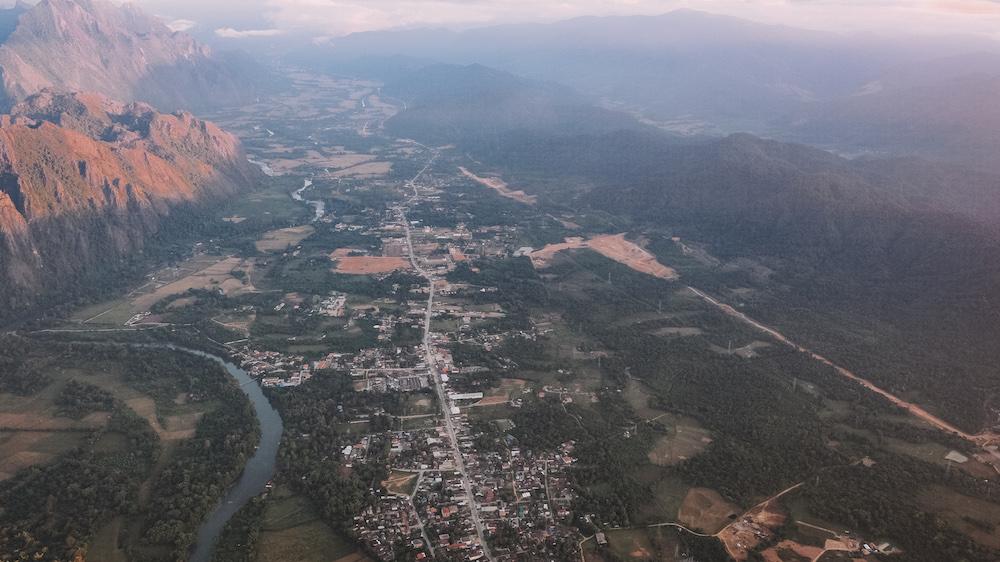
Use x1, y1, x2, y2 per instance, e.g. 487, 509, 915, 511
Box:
0, 91, 259, 317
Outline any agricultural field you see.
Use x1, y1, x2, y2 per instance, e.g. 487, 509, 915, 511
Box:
256, 226, 316, 252
647, 416, 712, 466
258, 493, 363, 562
677, 488, 740, 534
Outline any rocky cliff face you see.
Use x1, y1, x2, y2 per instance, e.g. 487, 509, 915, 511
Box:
0, 0, 255, 112
0, 91, 259, 317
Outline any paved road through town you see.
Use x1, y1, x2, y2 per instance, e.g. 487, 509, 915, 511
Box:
395, 145, 495, 561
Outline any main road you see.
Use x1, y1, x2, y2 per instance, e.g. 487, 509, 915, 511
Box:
395, 144, 495, 561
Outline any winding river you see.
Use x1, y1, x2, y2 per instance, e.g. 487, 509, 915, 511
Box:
185, 348, 283, 562
291, 178, 325, 222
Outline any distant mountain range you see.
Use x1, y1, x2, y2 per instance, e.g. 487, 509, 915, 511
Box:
0, 0, 258, 112
381, 63, 651, 143
295, 9, 1000, 172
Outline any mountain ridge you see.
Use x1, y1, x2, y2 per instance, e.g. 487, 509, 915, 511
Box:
0, 0, 256, 112
0, 90, 259, 318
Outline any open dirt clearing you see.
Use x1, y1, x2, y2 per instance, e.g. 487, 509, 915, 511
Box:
132, 257, 251, 312
382, 471, 418, 496
459, 167, 537, 204
334, 256, 411, 274
648, 424, 712, 466
531, 234, 679, 280
710, 340, 771, 359
720, 500, 788, 561
256, 225, 315, 251
677, 488, 740, 534
330, 161, 392, 178
265, 152, 381, 175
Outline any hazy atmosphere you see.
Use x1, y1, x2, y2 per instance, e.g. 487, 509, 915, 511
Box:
5, 0, 1000, 561
40, 0, 1000, 39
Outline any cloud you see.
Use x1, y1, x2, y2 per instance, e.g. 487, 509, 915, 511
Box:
214, 28, 283, 38
165, 18, 196, 32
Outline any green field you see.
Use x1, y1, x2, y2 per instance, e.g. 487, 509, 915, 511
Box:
259, 493, 360, 562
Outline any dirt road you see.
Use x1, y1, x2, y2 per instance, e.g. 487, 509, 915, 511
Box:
685, 286, 981, 442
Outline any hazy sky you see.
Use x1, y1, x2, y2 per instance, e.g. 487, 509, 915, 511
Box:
32, 0, 1000, 40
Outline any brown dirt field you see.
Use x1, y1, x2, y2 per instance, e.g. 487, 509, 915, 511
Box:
530, 234, 679, 280
588, 234, 679, 280
256, 226, 315, 252
530, 237, 586, 263
382, 472, 418, 496
761, 541, 822, 562
334, 256, 411, 274
460, 167, 537, 204
126, 398, 165, 434
677, 488, 740, 534
330, 161, 392, 178
133, 257, 250, 312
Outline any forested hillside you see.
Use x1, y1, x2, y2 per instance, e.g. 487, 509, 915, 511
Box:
391, 118, 1000, 434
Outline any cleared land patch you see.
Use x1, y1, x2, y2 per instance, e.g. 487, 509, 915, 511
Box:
531, 234, 679, 280
256, 225, 315, 252
459, 167, 537, 204
132, 257, 251, 313
334, 256, 411, 274
710, 340, 771, 359
648, 419, 712, 466
330, 161, 392, 178
259, 494, 362, 562
0, 431, 89, 481
677, 487, 740, 534
382, 470, 418, 496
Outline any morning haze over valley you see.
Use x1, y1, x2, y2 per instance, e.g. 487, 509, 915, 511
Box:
4, 1, 1000, 561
